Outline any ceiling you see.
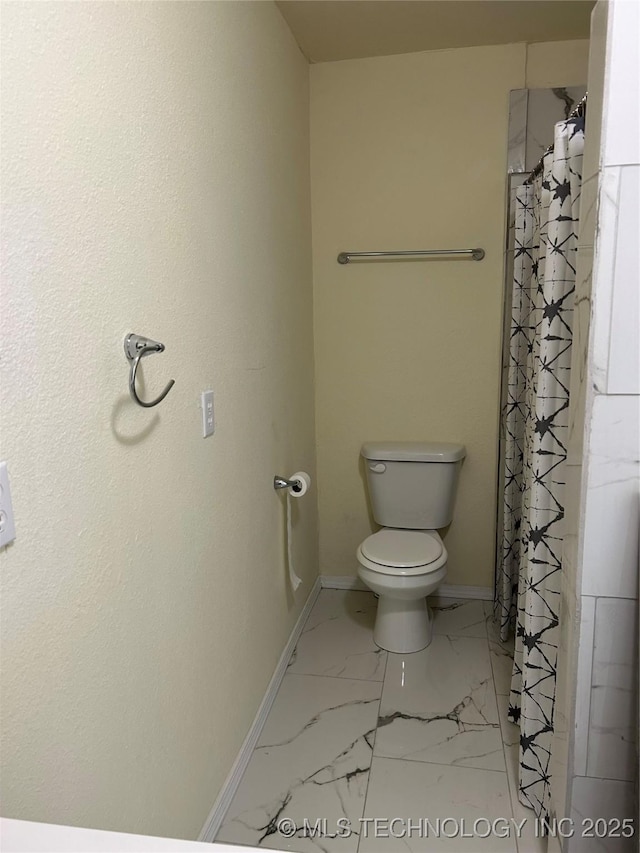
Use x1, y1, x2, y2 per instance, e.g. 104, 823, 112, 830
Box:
275, 1, 594, 63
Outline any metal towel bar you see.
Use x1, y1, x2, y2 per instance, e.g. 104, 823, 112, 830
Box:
337, 248, 485, 264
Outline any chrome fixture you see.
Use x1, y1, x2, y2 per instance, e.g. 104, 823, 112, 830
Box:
124, 333, 175, 408
274, 475, 303, 492
337, 248, 485, 264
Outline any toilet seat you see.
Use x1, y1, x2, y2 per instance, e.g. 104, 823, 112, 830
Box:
358, 529, 446, 576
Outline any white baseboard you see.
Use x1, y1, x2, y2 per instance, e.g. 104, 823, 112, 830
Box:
320, 574, 367, 591
321, 575, 493, 601
437, 584, 493, 601
198, 577, 322, 843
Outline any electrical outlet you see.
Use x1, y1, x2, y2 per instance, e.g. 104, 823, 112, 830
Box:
0, 461, 16, 548
201, 391, 215, 438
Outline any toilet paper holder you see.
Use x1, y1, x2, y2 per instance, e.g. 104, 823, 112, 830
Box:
274, 475, 303, 493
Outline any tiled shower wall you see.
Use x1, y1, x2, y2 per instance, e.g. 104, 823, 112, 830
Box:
552, 0, 639, 847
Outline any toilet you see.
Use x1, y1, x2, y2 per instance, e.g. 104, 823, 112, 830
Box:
356, 441, 466, 653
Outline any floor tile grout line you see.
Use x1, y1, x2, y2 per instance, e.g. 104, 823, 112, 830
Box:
356, 653, 388, 853
365, 753, 510, 776
284, 670, 386, 683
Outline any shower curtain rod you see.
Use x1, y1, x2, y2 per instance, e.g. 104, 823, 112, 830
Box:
524, 92, 588, 185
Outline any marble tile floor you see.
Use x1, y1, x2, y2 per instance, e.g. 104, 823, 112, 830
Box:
216, 590, 542, 853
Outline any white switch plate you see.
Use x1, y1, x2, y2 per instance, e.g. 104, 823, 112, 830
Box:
0, 461, 16, 547
201, 391, 215, 437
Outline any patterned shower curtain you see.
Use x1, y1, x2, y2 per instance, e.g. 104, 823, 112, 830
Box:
496, 114, 584, 820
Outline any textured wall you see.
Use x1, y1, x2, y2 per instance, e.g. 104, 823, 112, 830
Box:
310, 40, 589, 587
0, 1, 316, 840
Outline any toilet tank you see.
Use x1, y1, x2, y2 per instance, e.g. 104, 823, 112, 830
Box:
362, 441, 466, 529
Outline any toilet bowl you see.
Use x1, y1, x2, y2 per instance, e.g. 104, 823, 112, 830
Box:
357, 529, 447, 653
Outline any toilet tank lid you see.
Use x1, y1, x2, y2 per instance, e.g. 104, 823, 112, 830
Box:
361, 441, 466, 462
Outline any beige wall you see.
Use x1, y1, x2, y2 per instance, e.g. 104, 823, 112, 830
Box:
0, 1, 316, 840
310, 40, 589, 586
526, 39, 591, 87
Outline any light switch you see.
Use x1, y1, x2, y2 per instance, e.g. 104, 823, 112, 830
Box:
201, 391, 215, 438
0, 461, 16, 548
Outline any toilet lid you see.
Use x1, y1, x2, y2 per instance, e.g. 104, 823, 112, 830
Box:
361, 530, 443, 568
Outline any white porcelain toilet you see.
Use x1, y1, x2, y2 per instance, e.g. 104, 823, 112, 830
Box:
356, 441, 466, 653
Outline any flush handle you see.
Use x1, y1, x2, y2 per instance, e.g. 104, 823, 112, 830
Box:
368, 462, 386, 474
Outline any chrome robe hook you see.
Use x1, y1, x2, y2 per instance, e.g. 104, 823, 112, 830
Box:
124, 333, 175, 408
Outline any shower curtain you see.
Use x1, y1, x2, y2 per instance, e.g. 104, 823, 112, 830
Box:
496, 114, 585, 819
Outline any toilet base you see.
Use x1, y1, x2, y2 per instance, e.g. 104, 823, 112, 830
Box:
373, 597, 433, 653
